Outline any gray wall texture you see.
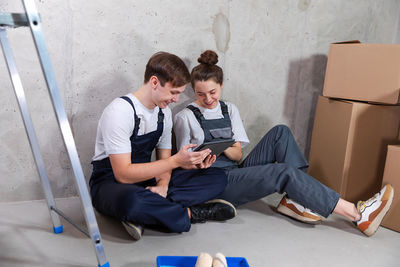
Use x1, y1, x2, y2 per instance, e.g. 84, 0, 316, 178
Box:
1, 0, 400, 202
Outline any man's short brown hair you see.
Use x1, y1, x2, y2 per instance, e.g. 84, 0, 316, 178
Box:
144, 52, 190, 87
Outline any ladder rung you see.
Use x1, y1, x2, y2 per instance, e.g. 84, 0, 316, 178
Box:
0, 12, 40, 28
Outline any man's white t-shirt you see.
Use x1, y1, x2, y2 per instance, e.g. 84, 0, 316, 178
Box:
92, 94, 172, 161
173, 101, 249, 151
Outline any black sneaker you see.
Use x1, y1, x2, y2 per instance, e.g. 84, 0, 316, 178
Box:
121, 221, 144, 240
190, 199, 237, 223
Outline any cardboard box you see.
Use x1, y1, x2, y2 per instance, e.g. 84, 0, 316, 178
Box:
308, 96, 400, 202
323, 41, 400, 104
381, 145, 400, 232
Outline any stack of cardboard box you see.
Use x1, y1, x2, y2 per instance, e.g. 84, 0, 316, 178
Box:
308, 41, 400, 232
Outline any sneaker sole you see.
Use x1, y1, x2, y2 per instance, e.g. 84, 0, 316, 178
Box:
277, 204, 321, 224
205, 199, 237, 217
121, 221, 143, 240
363, 185, 394, 237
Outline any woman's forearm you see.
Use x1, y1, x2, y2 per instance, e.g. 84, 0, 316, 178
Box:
223, 142, 242, 162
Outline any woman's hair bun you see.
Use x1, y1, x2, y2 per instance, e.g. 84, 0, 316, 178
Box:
198, 50, 218, 66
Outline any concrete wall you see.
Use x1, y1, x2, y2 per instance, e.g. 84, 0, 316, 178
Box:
1, 0, 399, 202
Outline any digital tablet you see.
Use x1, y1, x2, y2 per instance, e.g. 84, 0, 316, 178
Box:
193, 139, 236, 156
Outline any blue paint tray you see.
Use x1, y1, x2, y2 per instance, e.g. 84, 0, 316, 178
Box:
157, 256, 250, 267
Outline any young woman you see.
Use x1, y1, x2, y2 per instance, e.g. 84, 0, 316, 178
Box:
173, 50, 394, 237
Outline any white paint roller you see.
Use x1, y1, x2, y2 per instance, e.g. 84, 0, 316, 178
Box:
212, 252, 227, 267
195, 252, 213, 267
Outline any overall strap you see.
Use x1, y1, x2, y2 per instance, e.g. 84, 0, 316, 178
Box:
186, 105, 205, 126
187, 102, 230, 124
157, 108, 164, 125
120, 96, 140, 138
219, 101, 229, 118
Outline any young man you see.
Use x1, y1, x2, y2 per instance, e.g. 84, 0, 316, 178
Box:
89, 52, 236, 240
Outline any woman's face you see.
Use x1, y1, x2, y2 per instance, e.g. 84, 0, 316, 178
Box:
193, 79, 222, 109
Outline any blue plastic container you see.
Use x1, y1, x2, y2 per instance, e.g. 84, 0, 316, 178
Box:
157, 256, 250, 267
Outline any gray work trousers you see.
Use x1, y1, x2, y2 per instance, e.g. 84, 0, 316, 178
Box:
218, 125, 340, 217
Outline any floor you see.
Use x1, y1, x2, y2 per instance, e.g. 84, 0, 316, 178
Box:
0, 194, 399, 267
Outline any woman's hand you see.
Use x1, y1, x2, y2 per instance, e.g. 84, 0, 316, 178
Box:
172, 144, 212, 169
196, 154, 217, 169
223, 141, 242, 162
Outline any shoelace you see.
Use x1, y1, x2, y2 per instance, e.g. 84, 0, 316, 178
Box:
192, 206, 217, 221
357, 191, 380, 213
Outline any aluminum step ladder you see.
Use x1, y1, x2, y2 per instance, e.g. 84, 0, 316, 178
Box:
0, 1, 109, 266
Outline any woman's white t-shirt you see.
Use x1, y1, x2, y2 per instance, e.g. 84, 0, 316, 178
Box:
173, 101, 249, 150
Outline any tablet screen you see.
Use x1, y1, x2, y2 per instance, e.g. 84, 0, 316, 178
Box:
193, 139, 235, 156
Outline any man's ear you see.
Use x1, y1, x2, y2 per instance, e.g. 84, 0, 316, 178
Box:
149, 75, 159, 90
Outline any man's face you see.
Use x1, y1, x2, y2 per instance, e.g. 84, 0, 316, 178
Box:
153, 81, 186, 109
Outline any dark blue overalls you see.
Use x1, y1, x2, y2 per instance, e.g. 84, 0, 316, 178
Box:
187, 101, 237, 169
89, 96, 228, 233
187, 101, 340, 217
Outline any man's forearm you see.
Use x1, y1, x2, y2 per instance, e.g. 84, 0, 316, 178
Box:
155, 171, 172, 185
154, 148, 173, 185
110, 154, 179, 184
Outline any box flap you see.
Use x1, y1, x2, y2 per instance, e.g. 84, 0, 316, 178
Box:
387, 144, 400, 151
332, 40, 361, 44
